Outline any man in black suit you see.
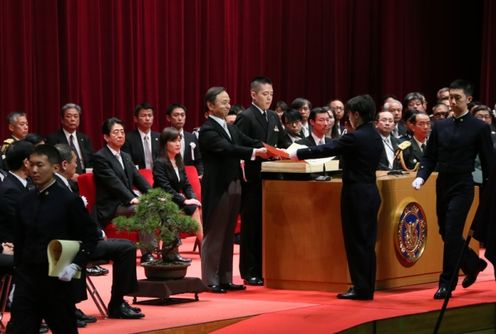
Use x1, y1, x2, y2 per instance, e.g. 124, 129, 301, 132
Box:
93, 118, 152, 263
46, 103, 94, 175
413, 79, 496, 299
402, 112, 431, 170
297, 107, 333, 147
235, 76, 285, 286
166, 103, 204, 176
0, 141, 34, 243
7, 144, 99, 334
54, 144, 144, 320
122, 102, 160, 170
291, 95, 383, 300
375, 110, 400, 171
199, 86, 267, 293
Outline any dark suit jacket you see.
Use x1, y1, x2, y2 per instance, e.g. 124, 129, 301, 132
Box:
93, 146, 151, 224
182, 131, 204, 176
14, 181, 99, 267
296, 135, 332, 147
297, 122, 383, 184
0, 173, 29, 242
402, 139, 424, 170
199, 117, 262, 225
279, 130, 304, 149
46, 129, 94, 173
377, 135, 400, 170
122, 129, 160, 169
235, 105, 285, 182
153, 157, 196, 206
417, 113, 496, 182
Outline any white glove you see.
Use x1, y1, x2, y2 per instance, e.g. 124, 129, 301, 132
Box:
411, 177, 424, 190
58, 263, 81, 282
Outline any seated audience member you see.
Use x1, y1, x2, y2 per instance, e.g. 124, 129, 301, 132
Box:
46, 103, 94, 175
166, 103, 204, 177
7, 144, 99, 334
92, 118, 153, 264
403, 91, 427, 113
383, 98, 406, 138
471, 105, 496, 184
436, 87, 450, 106
226, 104, 244, 125
297, 107, 333, 147
1, 112, 29, 164
402, 112, 431, 170
375, 111, 400, 171
290, 98, 312, 137
122, 102, 160, 170
280, 109, 304, 148
325, 106, 340, 139
274, 100, 288, 122
54, 143, 144, 320
431, 103, 450, 122
153, 127, 203, 262
329, 99, 347, 136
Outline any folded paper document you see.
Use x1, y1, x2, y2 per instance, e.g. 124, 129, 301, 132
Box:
47, 239, 82, 279
262, 157, 339, 173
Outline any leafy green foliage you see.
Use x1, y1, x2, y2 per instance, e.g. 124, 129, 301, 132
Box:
113, 188, 199, 259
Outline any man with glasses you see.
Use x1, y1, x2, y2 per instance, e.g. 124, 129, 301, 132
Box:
280, 109, 304, 147
431, 103, 451, 121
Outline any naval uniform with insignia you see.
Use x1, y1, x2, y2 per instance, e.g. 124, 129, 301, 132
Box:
416, 112, 495, 292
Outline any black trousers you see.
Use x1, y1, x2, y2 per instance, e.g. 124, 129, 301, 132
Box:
239, 180, 263, 279
340, 183, 381, 297
7, 265, 77, 334
436, 173, 480, 288
75, 238, 137, 303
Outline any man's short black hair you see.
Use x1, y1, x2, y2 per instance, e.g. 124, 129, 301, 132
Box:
134, 102, 154, 117
5, 140, 34, 171
166, 103, 187, 116
102, 117, 124, 135
345, 95, 376, 122
449, 79, 474, 97
31, 144, 60, 165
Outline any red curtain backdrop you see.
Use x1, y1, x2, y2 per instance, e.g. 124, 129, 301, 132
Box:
0, 0, 491, 147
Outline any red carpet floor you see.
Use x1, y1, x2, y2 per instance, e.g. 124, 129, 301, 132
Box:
3, 238, 495, 333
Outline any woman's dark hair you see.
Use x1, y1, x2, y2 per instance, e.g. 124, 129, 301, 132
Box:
159, 127, 184, 169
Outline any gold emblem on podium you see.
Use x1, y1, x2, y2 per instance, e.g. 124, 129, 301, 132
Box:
394, 201, 427, 266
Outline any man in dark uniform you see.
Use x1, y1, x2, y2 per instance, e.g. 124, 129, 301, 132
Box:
199, 86, 267, 293
412, 79, 495, 299
234, 76, 285, 286
7, 144, 99, 333
291, 95, 383, 300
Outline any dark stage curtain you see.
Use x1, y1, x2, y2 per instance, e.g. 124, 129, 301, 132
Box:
0, 0, 492, 147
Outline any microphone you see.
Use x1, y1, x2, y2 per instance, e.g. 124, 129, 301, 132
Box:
315, 163, 331, 181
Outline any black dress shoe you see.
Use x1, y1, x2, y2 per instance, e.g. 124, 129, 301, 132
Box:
77, 319, 87, 328
336, 287, 373, 300
123, 301, 141, 313
75, 308, 97, 323
39, 323, 49, 334
86, 265, 107, 276
208, 285, 227, 293
462, 258, 488, 288
220, 283, 246, 291
108, 302, 145, 319
433, 286, 451, 300
140, 253, 155, 264
243, 277, 264, 286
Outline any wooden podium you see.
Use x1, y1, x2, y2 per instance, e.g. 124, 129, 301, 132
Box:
262, 173, 479, 292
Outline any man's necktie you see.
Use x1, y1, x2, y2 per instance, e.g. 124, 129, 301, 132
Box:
223, 123, 232, 139
383, 137, 395, 168
143, 135, 153, 169
421, 143, 426, 152
69, 134, 84, 171
115, 153, 125, 170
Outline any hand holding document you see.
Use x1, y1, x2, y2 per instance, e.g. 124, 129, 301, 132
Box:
263, 143, 290, 159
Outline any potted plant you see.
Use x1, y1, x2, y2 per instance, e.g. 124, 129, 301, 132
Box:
113, 188, 200, 279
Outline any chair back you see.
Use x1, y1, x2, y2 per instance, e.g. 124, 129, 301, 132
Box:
78, 173, 96, 212
184, 165, 201, 201
138, 168, 154, 187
